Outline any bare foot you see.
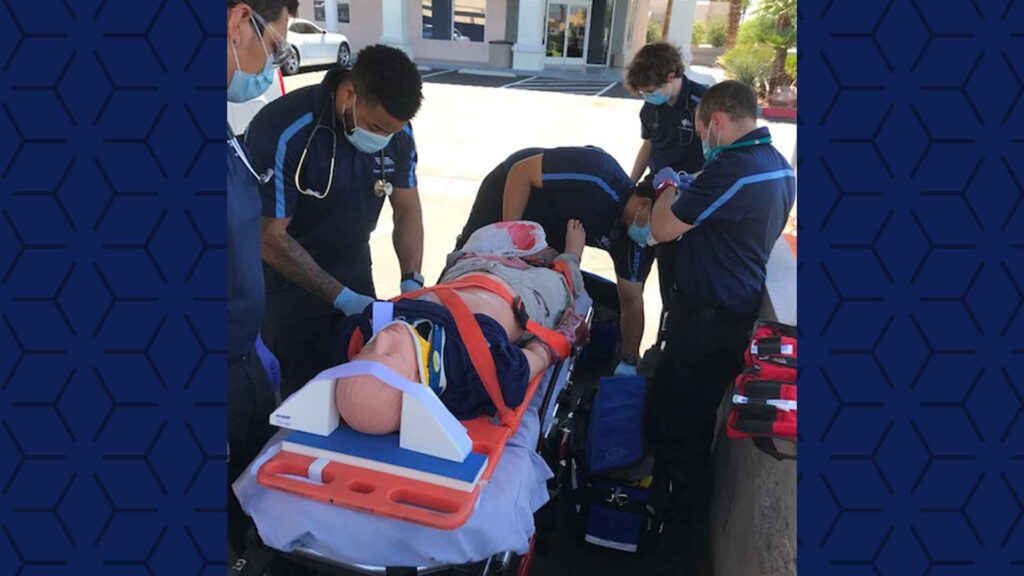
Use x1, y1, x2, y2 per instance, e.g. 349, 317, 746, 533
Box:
565, 219, 586, 258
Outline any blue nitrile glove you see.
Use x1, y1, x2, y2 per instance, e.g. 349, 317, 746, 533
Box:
400, 271, 425, 294
254, 334, 281, 393
333, 287, 374, 316
677, 171, 696, 191
653, 166, 681, 192
614, 359, 638, 377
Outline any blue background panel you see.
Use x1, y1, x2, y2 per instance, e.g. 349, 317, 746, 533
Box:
800, 0, 1023, 573
0, 0, 226, 573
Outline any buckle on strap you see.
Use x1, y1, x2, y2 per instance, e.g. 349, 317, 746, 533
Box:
605, 487, 630, 506
512, 296, 530, 330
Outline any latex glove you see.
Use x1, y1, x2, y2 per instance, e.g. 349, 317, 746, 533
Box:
254, 334, 281, 392
653, 166, 681, 192
614, 360, 638, 377
333, 287, 374, 316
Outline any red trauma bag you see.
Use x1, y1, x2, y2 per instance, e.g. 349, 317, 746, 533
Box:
727, 320, 797, 460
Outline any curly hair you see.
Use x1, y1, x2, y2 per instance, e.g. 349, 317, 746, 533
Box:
625, 42, 685, 92
324, 44, 424, 122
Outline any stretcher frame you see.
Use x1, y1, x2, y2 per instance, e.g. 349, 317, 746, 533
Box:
233, 322, 587, 576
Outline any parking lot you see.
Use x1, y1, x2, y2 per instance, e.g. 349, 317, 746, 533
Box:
281, 67, 795, 351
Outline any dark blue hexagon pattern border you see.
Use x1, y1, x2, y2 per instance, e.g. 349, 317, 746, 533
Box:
1, 0, 226, 574
799, 0, 1023, 573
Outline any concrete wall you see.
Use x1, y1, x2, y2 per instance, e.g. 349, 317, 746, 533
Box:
408, 0, 509, 63
298, 1, 385, 55
709, 236, 798, 576
695, 0, 730, 25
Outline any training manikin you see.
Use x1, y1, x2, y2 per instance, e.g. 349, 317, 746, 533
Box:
333, 220, 589, 435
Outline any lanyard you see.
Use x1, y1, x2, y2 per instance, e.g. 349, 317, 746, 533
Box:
706, 135, 773, 163
229, 133, 273, 184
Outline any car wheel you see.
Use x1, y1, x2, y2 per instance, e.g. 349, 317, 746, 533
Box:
337, 43, 351, 67
282, 49, 300, 76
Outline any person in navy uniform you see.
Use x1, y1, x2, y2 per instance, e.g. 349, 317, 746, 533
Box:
625, 42, 709, 351
225, 0, 296, 557
648, 80, 796, 549
456, 146, 657, 374
245, 45, 426, 398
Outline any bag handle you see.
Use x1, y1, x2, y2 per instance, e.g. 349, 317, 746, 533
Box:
752, 436, 796, 461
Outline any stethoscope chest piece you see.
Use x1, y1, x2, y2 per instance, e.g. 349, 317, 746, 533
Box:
374, 179, 393, 197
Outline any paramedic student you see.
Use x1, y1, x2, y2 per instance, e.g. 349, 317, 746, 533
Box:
226, 0, 296, 557
456, 146, 656, 375
648, 80, 795, 518
246, 45, 426, 398
625, 42, 708, 340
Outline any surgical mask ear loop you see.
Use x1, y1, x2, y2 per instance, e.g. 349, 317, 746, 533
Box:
232, 12, 269, 74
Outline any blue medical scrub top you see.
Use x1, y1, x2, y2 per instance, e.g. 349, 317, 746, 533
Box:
504, 146, 653, 283
640, 78, 707, 174
670, 127, 796, 315
244, 73, 417, 296
227, 132, 265, 360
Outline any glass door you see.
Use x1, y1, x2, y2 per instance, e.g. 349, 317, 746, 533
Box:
545, 1, 590, 65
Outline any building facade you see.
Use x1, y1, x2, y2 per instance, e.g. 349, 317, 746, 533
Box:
297, 0, 699, 72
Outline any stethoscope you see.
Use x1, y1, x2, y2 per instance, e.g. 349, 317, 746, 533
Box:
229, 130, 274, 184
294, 94, 393, 199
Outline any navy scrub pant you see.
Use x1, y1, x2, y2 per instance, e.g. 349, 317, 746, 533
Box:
648, 291, 755, 506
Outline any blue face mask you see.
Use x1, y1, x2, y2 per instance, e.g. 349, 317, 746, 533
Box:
627, 205, 656, 246
643, 91, 670, 106
702, 122, 721, 163
228, 24, 276, 103
344, 94, 394, 154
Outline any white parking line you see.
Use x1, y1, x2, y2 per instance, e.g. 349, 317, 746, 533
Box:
594, 82, 619, 97
457, 67, 517, 78
421, 69, 455, 79
500, 75, 538, 88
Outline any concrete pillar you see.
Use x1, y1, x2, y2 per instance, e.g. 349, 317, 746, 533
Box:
324, 0, 339, 33
512, 0, 545, 71
663, 0, 696, 67
380, 0, 414, 58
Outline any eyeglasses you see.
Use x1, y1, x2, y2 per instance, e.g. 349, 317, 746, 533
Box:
249, 9, 295, 68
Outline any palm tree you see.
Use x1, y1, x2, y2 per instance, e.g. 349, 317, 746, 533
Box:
759, 0, 796, 91
726, 0, 743, 47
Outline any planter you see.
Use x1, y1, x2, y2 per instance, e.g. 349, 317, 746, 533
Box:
691, 45, 727, 67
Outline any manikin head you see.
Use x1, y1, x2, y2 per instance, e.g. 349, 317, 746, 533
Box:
336, 321, 431, 435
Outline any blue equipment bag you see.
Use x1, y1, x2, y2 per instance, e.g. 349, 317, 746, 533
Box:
569, 375, 668, 553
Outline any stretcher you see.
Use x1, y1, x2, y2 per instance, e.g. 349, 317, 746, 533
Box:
232, 292, 591, 574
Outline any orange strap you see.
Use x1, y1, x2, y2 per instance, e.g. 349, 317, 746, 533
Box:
439, 274, 571, 360
430, 287, 518, 428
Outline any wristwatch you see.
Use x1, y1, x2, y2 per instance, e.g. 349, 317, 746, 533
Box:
402, 271, 424, 287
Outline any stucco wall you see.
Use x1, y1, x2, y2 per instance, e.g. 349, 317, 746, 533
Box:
710, 236, 798, 576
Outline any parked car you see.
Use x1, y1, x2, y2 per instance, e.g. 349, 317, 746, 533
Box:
227, 69, 285, 137
283, 18, 351, 76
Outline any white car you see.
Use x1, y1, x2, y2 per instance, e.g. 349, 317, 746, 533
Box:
227, 69, 285, 137
283, 18, 351, 76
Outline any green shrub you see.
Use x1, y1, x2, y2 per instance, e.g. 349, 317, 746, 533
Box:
647, 20, 663, 43
785, 52, 796, 84
691, 21, 707, 45
717, 44, 773, 95
707, 21, 728, 47
736, 13, 774, 46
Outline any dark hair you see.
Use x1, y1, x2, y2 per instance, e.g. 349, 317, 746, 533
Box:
633, 175, 656, 200
232, 0, 298, 23
333, 44, 424, 122
696, 80, 758, 126
625, 43, 685, 92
